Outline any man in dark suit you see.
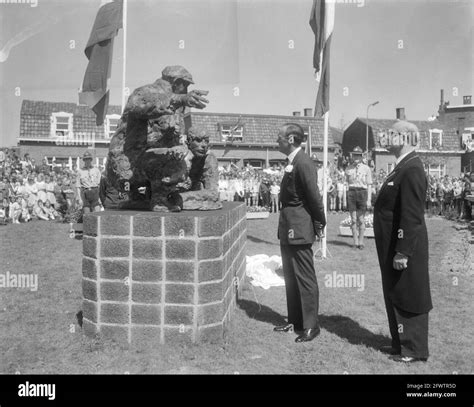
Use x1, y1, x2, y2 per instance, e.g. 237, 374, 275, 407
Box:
274, 123, 326, 343
374, 120, 433, 363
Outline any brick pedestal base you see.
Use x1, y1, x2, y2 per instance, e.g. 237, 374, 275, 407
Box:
81, 202, 247, 346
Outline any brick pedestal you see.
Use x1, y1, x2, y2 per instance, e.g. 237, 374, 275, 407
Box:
81, 202, 247, 346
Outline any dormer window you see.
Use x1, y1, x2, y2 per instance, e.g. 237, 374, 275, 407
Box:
105, 114, 121, 138
219, 123, 243, 142
429, 129, 443, 149
51, 112, 73, 138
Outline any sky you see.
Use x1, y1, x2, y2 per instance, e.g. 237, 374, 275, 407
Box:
0, 0, 472, 147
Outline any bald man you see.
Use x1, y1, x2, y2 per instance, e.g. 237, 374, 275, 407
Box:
274, 123, 326, 343
374, 120, 432, 363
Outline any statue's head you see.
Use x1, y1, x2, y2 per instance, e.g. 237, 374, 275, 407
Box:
161, 65, 194, 95
187, 127, 209, 158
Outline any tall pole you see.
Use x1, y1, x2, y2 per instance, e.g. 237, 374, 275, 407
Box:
321, 112, 329, 258
366, 101, 379, 161
307, 125, 312, 156
121, 0, 128, 114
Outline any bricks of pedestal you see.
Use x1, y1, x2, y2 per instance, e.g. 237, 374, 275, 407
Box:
81, 202, 247, 346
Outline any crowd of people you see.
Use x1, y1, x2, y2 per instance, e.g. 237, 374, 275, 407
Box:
0, 149, 92, 224
0, 147, 472, 225
217, 158, 473, 220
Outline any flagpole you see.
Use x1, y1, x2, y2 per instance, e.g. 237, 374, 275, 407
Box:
322, 111, 329, 258
121, 0, 128, 113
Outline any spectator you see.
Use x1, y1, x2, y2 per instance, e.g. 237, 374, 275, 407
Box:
24, 174, 38, 209
36, 173, 47, 204
270, 181, 280, 213
10, 196, 23, 224
76, 151, 101, 213
33, 199, 50, 221
259, 177, 271, 208
44, 174, 56, 208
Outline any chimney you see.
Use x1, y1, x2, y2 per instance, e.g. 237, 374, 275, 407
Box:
463, 95, 472, 105
396, 108, 406, 120
440, 89, 444, 106
303, 108, 313, 117
292, 111, 301, 117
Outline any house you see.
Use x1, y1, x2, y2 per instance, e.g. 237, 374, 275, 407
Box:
343, 108, 464, 178
183, 108, 338, 168
437, 89, 474, 173
18, 100, 338, 170
18, 100, 121, 169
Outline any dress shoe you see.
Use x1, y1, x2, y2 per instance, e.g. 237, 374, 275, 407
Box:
273, 324, 295, 333
295, 328, 320, 343
389, 355, 428, 363
379, 345, 400, 355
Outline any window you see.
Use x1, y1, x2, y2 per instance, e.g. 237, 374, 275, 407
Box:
429, 129, 443, 149
220, 123, 243, 142
105, 114, 121, 138
269, 160, 286, 167
387, 163, 395, 173
426, 164, 446, 178
462, 132, 474, 152
51, 112, 73, 138
243, 159, 263, 169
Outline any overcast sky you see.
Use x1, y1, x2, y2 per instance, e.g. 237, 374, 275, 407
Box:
0, 0, 472, 147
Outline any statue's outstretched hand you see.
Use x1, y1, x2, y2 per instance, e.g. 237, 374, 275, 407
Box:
184, 90, 209, 109
166, 145, 188, 160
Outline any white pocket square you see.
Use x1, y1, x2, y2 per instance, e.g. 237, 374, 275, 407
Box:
387, 182, 394, 186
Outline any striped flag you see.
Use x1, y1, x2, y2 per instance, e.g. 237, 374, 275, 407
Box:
79, 0, 123, 125
309, 0, 335, 118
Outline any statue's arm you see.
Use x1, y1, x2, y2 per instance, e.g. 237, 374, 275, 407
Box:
170, 90, 209, 110
122, 83, 174, 120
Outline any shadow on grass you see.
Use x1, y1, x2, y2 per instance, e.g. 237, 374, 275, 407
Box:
320, 314, 390, 350
238, 299, 390, 350
237, 298, 287, 326
327, 240, 353, 248
247, 235, 279, 246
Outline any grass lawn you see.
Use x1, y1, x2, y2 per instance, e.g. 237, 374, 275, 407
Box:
0, 212, 472, 374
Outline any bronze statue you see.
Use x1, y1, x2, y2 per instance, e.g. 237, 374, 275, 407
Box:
177, 127, 222, 210
105, 65, 217, 212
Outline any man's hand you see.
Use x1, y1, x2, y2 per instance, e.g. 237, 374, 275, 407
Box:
313, 221, 324, 240
183, 90, 209, 109
393, 252, 408, 270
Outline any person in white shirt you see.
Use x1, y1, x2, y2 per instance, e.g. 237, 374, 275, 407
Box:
270, 181, 280, 213
344, 146, 372, 249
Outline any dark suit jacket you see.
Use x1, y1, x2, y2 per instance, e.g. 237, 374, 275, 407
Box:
278, 149, 326, 245
374, 151, 432, 314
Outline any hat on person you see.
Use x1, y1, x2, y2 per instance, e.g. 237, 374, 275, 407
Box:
350, 146, 364, 155
161, 65, 195, 85
83, 151, 93, 160
311, 153, 323, 163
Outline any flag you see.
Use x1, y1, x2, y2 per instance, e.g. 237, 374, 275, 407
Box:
309, 0, 335, 118
79, 0, 123, 126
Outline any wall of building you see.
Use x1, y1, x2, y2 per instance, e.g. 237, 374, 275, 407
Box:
438, 108, 474, 130
211, 146, 335, 168
375, 151, 462, 177
19, 142, 109, 164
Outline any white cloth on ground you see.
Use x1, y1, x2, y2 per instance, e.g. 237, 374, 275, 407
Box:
245, 254, 285, 289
